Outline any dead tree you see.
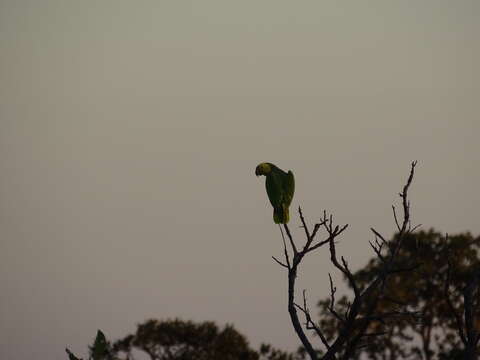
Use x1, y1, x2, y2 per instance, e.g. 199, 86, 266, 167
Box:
273, 161, 420, 360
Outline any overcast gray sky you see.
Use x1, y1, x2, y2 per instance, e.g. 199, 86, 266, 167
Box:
1, 1, 479, 359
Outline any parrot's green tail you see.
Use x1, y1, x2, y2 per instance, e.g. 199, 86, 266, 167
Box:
273, 205, 290, 224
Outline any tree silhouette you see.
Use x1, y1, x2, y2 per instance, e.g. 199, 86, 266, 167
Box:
316, 230, 480, 359
111, 319, 257, 360
111, 319, 303, 360
66, 330, 110, 360
445, 243, 480, 360
67, 320, 304, 360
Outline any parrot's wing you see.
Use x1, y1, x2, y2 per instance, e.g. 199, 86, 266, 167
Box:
265, 173, 282, 208
283, 171, 295, 207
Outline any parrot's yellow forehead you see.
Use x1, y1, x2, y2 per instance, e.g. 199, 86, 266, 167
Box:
256, 162, 272, 175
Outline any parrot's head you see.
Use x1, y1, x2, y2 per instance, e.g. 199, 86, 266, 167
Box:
255, 162, 272, 177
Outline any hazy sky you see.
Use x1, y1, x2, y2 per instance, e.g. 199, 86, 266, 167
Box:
1, 1, 479, 359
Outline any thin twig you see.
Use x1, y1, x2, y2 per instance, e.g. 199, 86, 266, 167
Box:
283, 223, 298, 255
294, 290, 332, 351
278, 225, 291, 269
272, 256, 288, 269
328, 274, 345, 324
392, 205, 401, 232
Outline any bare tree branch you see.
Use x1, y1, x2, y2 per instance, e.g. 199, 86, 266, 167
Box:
272, 256, 289, 269
328, 274, 345, 324
283, 223, 298, 255
392, 205, 401, 233
271, 161, 419, 360
278, 225, 291, 269
294, 290, 333, 352
284, 221, 321, 360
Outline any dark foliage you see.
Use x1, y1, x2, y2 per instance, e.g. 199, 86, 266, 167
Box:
67, 320, 304, 360
111, 319, 303, 360
317, 230, 480, 359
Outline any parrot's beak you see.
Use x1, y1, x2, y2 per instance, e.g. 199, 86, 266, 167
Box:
255, 167, 261, 176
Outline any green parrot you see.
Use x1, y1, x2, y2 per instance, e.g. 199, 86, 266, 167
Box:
255, 162, 295, 224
